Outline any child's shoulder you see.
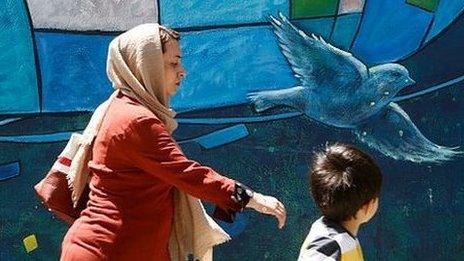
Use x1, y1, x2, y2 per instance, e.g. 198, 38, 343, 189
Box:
298, 217, 359, 261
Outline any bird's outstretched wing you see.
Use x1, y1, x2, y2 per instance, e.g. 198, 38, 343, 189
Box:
355, 102, 461, 163
270, 13, 368, 90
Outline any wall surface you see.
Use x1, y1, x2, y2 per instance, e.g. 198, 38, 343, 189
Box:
1, 0, 464, 260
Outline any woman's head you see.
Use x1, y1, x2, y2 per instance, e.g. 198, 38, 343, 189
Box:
106, 23, 180, 132
159, 26, 186, 97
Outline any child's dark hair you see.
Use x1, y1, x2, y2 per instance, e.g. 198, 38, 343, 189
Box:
310, 143, 382, 222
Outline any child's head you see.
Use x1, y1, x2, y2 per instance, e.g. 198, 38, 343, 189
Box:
310, 143, 382, 224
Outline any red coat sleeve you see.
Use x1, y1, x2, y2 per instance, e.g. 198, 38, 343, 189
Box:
125, 115, 243, 213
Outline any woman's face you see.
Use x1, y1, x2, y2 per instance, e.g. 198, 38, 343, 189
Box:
163, 40, 186, 97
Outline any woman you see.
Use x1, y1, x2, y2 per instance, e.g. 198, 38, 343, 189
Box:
60, 24, 286, 261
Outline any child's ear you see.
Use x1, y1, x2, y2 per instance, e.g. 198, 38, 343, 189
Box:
361, 201, 371, 215
362, 198, 377, 215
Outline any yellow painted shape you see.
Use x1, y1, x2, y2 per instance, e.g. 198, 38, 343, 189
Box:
23, 234, 38, 253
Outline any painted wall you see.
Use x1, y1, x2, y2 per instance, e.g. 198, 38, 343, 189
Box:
1, 0, 464, 260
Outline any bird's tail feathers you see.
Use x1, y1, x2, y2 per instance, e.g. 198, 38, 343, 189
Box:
355, 102, 462, 163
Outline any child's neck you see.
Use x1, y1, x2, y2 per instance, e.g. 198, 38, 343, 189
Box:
341, 218, 361, 237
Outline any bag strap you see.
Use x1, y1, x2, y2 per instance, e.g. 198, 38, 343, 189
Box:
68, 91, 119, 205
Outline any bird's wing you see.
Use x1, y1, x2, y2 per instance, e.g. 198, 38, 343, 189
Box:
355, 102, 461, 163
270, 13, 368, 89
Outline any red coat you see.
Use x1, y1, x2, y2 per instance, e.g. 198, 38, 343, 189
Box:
60, 92, 241, 260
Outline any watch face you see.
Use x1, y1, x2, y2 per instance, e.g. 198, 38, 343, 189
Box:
246, 188, 254, 198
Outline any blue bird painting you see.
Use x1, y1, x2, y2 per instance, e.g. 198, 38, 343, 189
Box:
248, 13, 461, 163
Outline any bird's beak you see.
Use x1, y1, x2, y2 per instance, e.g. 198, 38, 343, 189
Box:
405, 77, 415, 86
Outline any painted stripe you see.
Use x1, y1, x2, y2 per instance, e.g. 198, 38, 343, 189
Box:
178, 124, 250, 149
23, 0, 43, 112
177, 112, 303, 125
0, 132, 74, 143
393, 74, 464, 102
0, 162, 20, 181
0, 118, 23, 126
196, 124, 249, 149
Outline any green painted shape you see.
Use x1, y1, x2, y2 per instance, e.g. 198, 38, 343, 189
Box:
292, 0, 339, 19
406, 0, 440, 12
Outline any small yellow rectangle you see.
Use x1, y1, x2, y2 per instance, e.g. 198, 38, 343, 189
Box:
23, 234, 38, 253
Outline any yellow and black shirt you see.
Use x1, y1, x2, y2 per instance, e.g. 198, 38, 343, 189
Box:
298, 217, 364, 261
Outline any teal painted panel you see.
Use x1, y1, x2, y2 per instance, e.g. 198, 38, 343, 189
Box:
331, 13, 362, 50
0, 0, 39, 114
160, 0, 289, 28
292, 17, 335, 39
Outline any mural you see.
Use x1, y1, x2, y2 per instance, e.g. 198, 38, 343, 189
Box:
1, 0, 464, 260
249, 13, 459, 162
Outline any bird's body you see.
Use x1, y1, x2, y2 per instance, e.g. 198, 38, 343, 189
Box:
248, 13, 460, 162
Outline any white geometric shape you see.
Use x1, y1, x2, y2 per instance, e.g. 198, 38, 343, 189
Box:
338, 0, 365, 14
26, 0, 158, 31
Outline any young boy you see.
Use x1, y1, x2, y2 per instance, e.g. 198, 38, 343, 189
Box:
299, 143, 382, 261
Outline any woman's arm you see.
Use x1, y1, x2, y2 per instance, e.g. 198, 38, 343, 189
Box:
126, 116, 286, 227
126, 116, 249, 217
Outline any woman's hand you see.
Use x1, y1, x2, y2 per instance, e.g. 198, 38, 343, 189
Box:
246, 192, 287, 229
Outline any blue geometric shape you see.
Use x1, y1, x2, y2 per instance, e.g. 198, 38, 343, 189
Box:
195, 124, 249, 149
35, 32, 114, 112
0, 162, 20, 181
331, 13, 362, 50
160, 0, 289, 28
172, 26, 297, 112
216, 212, 249, 238
0, 1, 39, 114
424, 0, 464, 42
0, 131, 75, 143
293, 17, 335, 39
351, 0, 433, 64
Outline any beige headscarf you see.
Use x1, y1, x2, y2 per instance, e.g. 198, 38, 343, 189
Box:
67, 24, 230, 261
107, 23, 178, 133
